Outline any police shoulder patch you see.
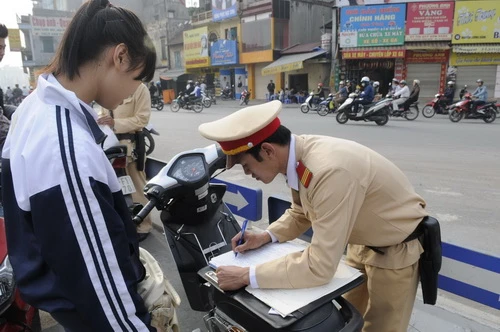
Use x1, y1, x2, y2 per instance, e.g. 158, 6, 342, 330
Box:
296, 160, 313, 188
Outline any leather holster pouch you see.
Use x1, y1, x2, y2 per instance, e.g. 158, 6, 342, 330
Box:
418, 216, 442, 305
135, 130, 146, 172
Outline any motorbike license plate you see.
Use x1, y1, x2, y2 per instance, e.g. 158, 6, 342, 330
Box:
118, 176, 136, 195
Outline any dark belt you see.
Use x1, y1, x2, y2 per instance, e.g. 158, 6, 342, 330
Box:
367, 221, 424, 255
116, 133, 136, 142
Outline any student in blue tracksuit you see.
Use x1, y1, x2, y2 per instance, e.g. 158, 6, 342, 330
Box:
1, 0, 159, 330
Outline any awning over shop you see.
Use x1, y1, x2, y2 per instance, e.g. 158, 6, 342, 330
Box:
342, 46, 405, 60
452, 44, 500, 54
159, 69, 187, 81
405, 42, 450, 50
261, 50, 326, 76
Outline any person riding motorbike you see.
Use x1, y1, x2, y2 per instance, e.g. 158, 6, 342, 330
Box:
350, 76, 374, 114
403, 79, 420, 112
183, 80, 195, 103
390, 78, 401, 96
191, 81, 202, 99
373, 81, 381, 101
443, 81, 455, 105
334, 81, 348, 107
471, 79, 488, 114
392, 80, 410, 111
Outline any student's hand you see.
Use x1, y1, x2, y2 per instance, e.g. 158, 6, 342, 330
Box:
231, 231, 271, 254
216, 266, 250, 290
97, 115, 114, 127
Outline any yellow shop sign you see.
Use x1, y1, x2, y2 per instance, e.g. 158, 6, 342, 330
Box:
450, 52, 500, 66
452, 1, 500, 44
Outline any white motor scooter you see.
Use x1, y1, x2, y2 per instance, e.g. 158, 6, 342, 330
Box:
300, 92, 324, 113
336, 93, 390, 126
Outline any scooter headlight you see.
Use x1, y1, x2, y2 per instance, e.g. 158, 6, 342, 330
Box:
0, 256, 16, 314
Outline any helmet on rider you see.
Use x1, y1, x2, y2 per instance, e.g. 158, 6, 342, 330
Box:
339, 80, 345, 85
400, 80, 407, 85
373, 81, 380, 88
413, 79, 420, 85
476, 79, 483, 84
318, 83, 323, 87
195, 81, 200, 86
361, 76, 370, 83
447, 81, 455, 85
392, 78, 399, 84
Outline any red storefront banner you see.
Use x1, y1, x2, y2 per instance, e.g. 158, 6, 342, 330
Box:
405, 1, 454, 41
405, 50, 449, 63
343, 49, 405, 59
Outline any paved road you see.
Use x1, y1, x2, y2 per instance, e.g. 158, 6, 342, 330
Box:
43, 100, 500, 331
149, 100, 500, 256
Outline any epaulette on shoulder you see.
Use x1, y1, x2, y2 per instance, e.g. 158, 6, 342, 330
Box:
296, 160, 313, 188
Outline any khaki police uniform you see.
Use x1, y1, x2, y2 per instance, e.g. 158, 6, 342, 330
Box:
198, 101, 428, 332
100, 83, 152, 234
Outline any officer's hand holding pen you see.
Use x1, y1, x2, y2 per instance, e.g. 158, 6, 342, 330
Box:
231, 226, 272, 255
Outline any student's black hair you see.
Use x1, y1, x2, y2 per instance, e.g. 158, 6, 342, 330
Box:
245, 125, 291, 162
0, 24, 8, 39
43, 0, 156, 82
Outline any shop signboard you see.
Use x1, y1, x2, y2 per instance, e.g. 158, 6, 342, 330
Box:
452, 1, 500, 44
342, 48, 405, 59
406, 50, 449, 63
184, 27, 210, 69
212, 0, 238, 22
340, 4, 406, 47
450, 53, 500, 66
31, 16, 72, 36
336, 0, 443, 7
405, 2, 454, 41
211, 40, 238, 66
7, 29, 22, 52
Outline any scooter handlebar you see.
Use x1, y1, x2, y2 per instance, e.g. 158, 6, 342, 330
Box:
133, 198, 157, 225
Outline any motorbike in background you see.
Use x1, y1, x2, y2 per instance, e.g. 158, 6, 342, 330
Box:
201, 91, 213, 108
133, 144, 364, 332
239, 89, 251, 106
220, 86, 234, 100
317, 94, 336, 116
448, 93, 496, 123
389, 98, 419, 121
151, 96, 164, 111
336, 93, 389, 126
170, 94, 204, 113
301, 92, 323, 113
423, 94, 451, 118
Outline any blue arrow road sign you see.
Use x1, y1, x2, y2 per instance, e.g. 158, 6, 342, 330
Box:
211, 178, 262, 221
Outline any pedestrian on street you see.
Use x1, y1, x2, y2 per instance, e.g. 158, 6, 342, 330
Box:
1, 1, 179, 331
267, 80, 275, 101
198, 100, 433, 332
98, 83, 153, 242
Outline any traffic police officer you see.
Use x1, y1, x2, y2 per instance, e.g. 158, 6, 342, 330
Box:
198, 100, 432, 332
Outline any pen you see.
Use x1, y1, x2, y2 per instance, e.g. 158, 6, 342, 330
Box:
235, 219, 249, 257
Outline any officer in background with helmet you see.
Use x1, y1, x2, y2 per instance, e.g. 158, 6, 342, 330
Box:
471, 79, 488, 113
350, 76, 374, 114
392, 80, 410, 111
403, 79, 420, 112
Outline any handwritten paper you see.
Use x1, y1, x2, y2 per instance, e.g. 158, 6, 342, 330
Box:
209, 242, 362, 317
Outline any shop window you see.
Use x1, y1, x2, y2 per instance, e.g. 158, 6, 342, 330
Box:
274, 19, 289, 50
174, 51, 182, 69
224, 27, 237, 40
40, 36, 54, 53
241, 18, 271, 52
